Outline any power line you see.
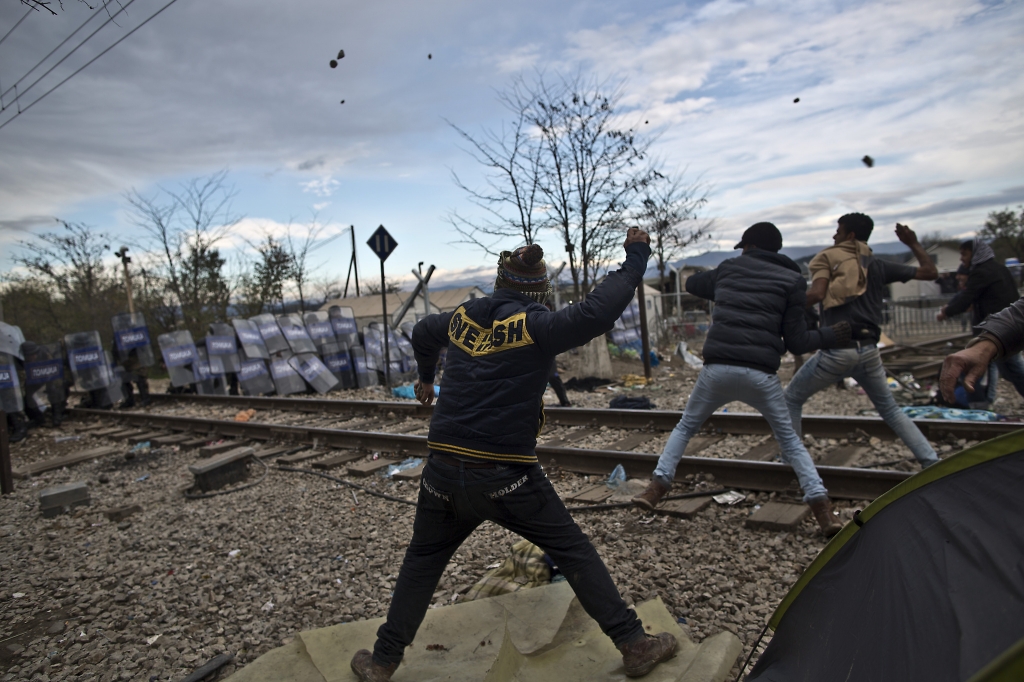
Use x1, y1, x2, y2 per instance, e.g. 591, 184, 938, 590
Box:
0, 0, 130, 105
0, 8, 32, 49
0, 0, 137, 107
0, 0, 181, 132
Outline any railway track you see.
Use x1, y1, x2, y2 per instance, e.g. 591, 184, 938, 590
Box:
67, 396, 1019, 500
138, 392, 1020, 442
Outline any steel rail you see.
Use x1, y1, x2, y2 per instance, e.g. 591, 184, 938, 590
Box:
71, 408, 912, 500
137, 393, 1020, 442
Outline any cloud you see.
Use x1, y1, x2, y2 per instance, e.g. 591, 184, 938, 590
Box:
300, 176, 340, 198
297, 156, 327, 171
312, 201, 332, 211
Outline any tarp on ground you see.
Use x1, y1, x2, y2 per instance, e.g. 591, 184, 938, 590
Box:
225, 580, 742, 682
746, 430, 1024, 682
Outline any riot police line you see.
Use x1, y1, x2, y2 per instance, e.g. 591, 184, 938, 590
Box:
0, 305, 420, 444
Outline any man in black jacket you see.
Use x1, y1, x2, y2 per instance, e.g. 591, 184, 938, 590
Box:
938, 238, 1024, 399
941, 295, 1024, 402
632, 222, 850, 536
350, 228, 678, 682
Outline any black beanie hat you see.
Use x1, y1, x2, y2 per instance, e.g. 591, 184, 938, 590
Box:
734, 222, 783, 253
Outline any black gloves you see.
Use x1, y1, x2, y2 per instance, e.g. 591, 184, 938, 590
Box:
830, 321, 852, 346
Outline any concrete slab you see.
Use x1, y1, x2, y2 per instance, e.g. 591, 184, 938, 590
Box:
566, 484, 613, 504
13, 446, 119, 479
738, 443, 779, 462
310, 451, 364, 470
226, 581, 742, 682
392, 463, 425, 481
345, 459, 393, 477
223, 637, 326, 682
818, 445, 869, 467
684, 435, 726, 456
658, 496, 712, 519
199, 440, 247, 457
744, 502, 810, 531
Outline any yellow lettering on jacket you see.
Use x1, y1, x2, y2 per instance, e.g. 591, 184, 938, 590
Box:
447, 306, 534, 357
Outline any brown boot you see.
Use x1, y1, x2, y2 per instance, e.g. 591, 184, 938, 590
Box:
808, 496, 843, 538
350, 649, 397, 682
619, 632, 678, 677
632, 479, 670, 511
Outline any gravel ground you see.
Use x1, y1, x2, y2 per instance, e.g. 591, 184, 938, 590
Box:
0, 427, 852, 682
3, 344, 1021, 681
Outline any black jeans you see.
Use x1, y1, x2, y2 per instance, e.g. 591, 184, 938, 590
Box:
372, 456, 643, 665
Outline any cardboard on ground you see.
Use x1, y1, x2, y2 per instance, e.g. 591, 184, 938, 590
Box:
226, 581, 742, 682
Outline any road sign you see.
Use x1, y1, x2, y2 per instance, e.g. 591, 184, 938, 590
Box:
367, 225, 397, 262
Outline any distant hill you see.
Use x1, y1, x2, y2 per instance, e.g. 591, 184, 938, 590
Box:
673, 241, 914, 269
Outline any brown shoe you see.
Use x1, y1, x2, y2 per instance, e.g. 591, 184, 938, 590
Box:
350, 649, 398, 682
619, 632, 678, 677
808, 496, 843, 538
632, 480, 670, 511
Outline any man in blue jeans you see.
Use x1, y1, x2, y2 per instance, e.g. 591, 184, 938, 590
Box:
784, 214, 940, 468
350, 229, 678, 681
632, 222, 851, 537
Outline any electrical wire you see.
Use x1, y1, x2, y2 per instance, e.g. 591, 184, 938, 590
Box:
0, 0, 179, 132
0, 0, 136, 106
0, 0, 131, 106
0, 8, 32, 49
275, 465, 418, 506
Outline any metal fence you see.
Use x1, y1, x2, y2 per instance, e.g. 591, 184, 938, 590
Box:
647, 293, 979, 348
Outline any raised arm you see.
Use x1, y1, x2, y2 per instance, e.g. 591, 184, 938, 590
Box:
530, 229, 652, 356
896, 224, 938, 281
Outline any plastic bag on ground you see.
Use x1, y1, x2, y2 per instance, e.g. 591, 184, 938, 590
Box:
606, 464, 627, 488
675, 341, 703, 369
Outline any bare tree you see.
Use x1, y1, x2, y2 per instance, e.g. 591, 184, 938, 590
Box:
126, 172, 240, 338
283, 214, 331, 313
636, 170, 712, 293
361, 278, 404, 295
449, 72, 664, 300
235, 236, 293, 317
448, 106, 548, 253
10, 219, 123, 336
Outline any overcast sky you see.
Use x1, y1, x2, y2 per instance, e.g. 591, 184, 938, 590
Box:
1, 0, 1022, 289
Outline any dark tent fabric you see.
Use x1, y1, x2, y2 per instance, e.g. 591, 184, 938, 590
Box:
747, 431, 1024, 682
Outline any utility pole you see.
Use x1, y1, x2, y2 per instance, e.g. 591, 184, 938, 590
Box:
548, 262, 566, 309
415, 263, 432, 316
0, 409, 12, 495
343, 226, 361, 298
636, 283, 652, 380
115, 246, 135, 314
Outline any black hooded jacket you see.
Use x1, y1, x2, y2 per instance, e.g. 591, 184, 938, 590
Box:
944, 259, 1019, 330
687, 249, 838, 374
412, 242, 650, 464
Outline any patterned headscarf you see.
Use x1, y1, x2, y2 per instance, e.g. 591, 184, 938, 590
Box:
494, 244, 551, 304
970, 238, 996, 269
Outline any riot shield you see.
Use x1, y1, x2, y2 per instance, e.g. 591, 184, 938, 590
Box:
269, 353, 307, 396
328, 305, 359, 347
0, 351, 24, 413
304, 311, 335, 353
157, 331, 200, 388
232, 318, 270, 360
321, 340, 355, 389
277, 314, 317, 354
206, 323, 242, 374
250, 314, 290, 354
97, 351, 126, 406
237, 358, 275, 396
23, 342, 65, 410
0, 321, 26, 360
193, 344, 227, 395
350, 345, 377, 388
288, 353, 339, 394
65, 331, 111, 391
111, 312, 156, 368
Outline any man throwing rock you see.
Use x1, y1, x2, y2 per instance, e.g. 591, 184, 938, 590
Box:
350, 228, 678, 681
784, 214, 940, 468
633, 222, 851, 537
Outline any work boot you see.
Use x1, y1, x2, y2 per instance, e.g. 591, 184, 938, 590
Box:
8, 412, 28, 444
350, 650, 397, 682
619, 632, 678, 678
51, 402, 66, 428
808, 496, 843, 537
137, 377, 152, 407
120, 382, 135, 409
632, 479, 670, 512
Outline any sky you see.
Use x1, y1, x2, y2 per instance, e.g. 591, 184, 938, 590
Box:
1, 0, 1022, 291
